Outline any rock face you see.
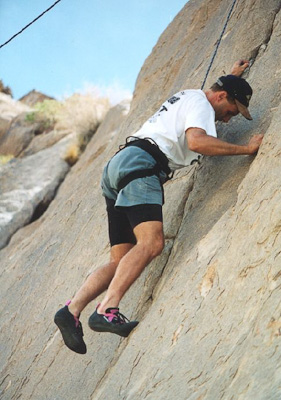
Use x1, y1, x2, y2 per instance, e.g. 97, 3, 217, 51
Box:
0, 112, 44, 157
0, 93, 31, 142
0, 138, 71, 249
0, 93, 30, 121
1, 1, 281, 399
19, 90, 54, 106
0, 92, 110, 250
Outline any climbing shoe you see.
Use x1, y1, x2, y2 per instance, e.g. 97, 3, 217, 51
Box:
54, 302, 87, 354
88, 305, 139, 337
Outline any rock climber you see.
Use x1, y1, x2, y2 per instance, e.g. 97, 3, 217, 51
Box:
54, 59, 264, 354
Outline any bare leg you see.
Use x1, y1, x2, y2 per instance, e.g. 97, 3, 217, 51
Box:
98, 221, 164, 314
68, 243, 134, 317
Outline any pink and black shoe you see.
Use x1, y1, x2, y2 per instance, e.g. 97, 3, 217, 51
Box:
54, 301, 87, 354
88, 305, 139, 337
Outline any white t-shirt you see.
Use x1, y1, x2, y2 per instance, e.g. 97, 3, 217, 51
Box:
133, 89, 217, 171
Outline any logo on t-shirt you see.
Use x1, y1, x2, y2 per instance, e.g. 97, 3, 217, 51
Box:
148, 94, 181, 123
168, 96, 180, 105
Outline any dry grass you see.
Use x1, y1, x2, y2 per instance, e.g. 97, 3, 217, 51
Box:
59, 94, 110, 165
55, 93, 110, 137
0, 154, 14, 165
24, 93, 110, 165
64, 142, 80, 166
25, 100, 62, 130
26, 93, 110, 139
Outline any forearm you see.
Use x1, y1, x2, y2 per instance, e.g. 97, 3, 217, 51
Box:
186, 128, 263, 156
189, 134, 249, 156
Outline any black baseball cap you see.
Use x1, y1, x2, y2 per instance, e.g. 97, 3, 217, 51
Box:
216, 75, 253, 120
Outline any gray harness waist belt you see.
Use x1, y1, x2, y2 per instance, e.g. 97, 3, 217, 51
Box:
116, 137, 172, 193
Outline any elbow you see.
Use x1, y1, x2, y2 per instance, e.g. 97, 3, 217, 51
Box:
189, 143, 201, 153
186, 129, 207, 153
187, 137, 201, 153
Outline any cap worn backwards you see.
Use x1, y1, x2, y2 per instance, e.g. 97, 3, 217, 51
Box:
216, 75, 253, 120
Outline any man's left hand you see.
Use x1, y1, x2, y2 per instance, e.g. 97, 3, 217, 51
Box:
247, 134, 264, 154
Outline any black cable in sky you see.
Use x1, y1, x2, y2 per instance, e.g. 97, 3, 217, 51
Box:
0, 0, 63, 50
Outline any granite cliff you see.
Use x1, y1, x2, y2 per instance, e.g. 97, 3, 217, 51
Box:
1, 0, 281, 399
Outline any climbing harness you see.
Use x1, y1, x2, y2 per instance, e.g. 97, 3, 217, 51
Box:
115, 137, 173, 199
201, 0, 238, 90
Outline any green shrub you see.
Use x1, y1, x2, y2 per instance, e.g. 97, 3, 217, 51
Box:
25, 99, 62, 129
25, 112, 36, 123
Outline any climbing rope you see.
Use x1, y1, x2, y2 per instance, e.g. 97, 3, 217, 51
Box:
201, 0, 238, 90
0, 0, 63, 50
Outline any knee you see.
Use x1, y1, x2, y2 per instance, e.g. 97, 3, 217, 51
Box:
109, 255, 121, 267
145, 237, 164, 259
110, 243, 135, 266
105, 260, 119, 275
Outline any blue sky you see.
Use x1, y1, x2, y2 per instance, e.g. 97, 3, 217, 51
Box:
0, 1, 187, 103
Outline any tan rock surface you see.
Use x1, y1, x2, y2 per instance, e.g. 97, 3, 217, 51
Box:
0, 136, 74, 249
1, 1, 281, 399
0, 113, 44, 157
0, 93, 30, 121
19, 129, 73, 157
19, 90, 54, 106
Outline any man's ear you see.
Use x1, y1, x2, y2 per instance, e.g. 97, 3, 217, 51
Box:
217, 91, 228, 102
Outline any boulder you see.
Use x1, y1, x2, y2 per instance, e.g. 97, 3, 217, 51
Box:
0, 92, 30, 121
19, 129, 72, 157
0, 117, 10, 142
0, 136, 71, 249
19, 90, 54, 106
1, 1, 281, 399
0, 113, 45, 157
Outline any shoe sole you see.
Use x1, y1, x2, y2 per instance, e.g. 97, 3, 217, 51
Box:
88, 317, 139, 338
54, 313, 87, 354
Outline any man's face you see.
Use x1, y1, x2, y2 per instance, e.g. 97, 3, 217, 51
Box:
214, 93, 239, 123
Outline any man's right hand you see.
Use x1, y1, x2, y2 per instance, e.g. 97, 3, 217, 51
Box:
247, 134, 264, 154
230, 59, 249, 77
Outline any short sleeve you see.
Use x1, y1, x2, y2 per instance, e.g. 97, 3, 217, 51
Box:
184, 94, 217, 138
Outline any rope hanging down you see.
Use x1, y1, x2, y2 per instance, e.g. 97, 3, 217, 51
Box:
0, 0, 63, 50
201, 0, 238, 90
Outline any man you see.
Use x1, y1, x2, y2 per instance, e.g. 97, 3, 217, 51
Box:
54, 60, 263, 354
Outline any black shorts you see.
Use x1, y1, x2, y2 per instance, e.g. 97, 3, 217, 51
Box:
105, 197, 163, 246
